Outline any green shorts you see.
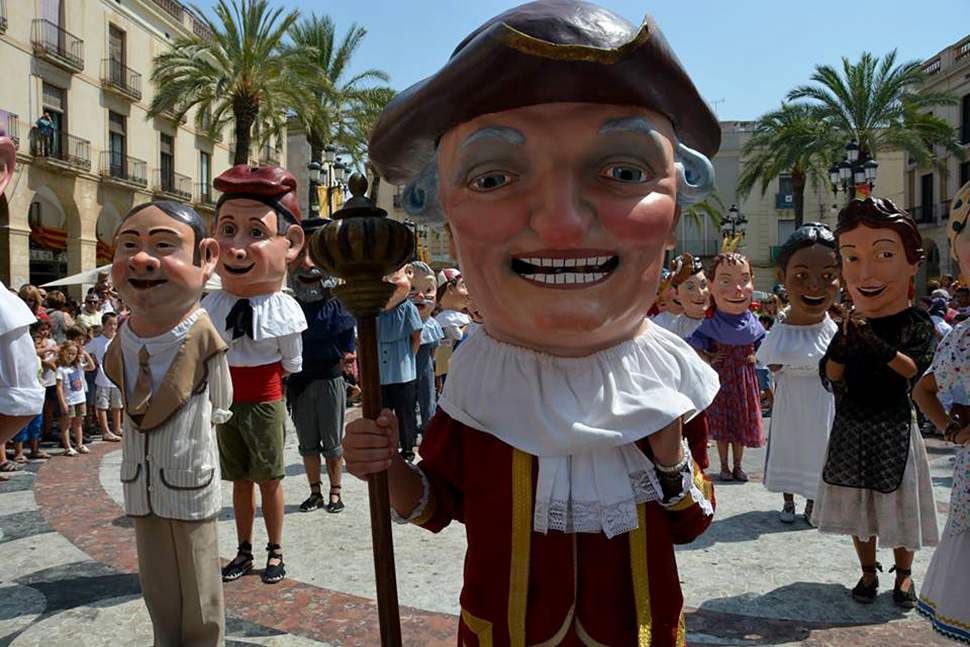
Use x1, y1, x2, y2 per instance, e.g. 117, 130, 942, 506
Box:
217, 400, 287, 484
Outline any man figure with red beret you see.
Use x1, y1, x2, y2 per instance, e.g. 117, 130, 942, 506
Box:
344, 1, 721, 644
202, 165, 307, 585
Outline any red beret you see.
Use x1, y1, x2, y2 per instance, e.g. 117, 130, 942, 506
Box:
214, 164, 302, 224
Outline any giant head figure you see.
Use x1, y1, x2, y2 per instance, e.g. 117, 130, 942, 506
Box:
287, 216, 338, 303
836, 198, 922, 319
112, 201, 218, 335
669, 253, 709, 320
368, 0, 719, 356
212, 165, 305, 298
773, 223, 839, 325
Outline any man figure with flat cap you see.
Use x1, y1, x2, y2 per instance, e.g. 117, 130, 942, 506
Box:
344, 1, 720, 645
202, 165, 307, 585
286, 215, 356, 514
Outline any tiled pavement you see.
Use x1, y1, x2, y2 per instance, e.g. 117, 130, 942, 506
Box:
0, 409, 960, 646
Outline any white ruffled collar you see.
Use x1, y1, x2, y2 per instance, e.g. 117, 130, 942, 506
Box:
438, 323, 719, 537
202, 290, 307, 342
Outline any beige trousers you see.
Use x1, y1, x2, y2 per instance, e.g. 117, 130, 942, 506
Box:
133, 515, 225, 647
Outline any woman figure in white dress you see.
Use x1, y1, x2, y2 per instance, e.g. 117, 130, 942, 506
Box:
912, 183, 970, 642
756, 223, 840, 524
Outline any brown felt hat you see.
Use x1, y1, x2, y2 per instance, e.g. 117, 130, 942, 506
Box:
215, 164, 301, 225
369, 0, 720, 185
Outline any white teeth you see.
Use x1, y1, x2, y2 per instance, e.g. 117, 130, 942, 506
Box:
553, 259, 564, 267
593, 273, 604, 281
553, 274, 565, 284
595, 256, 607, 265
564, 258, 577, 267
584, 273, 596, 282
541, 258, 552, 267
565, 273, 576, 284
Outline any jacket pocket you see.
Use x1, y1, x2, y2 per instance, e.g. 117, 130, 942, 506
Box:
159, 467, 215, 491
120, 462, 141, 483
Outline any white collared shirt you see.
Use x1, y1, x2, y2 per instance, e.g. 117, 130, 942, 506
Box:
119, 309, 206, 394
0, 283, 44, 416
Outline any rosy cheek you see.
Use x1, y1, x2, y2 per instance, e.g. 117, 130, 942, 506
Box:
598, 193, 675, 242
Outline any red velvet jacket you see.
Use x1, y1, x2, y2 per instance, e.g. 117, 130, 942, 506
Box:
412, 411, 715, 647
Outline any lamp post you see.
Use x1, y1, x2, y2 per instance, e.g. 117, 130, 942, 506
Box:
307, 161, 321, 217
722, 204, 748, 243
829, 139, 878, 201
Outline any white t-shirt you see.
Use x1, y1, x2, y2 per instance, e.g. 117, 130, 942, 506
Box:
56, 364, 87, 405
85, 335, 116, 388
0, 282, 45, 417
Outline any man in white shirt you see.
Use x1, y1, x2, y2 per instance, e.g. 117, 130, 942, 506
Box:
0, 135, 44, 450
202, 164, 306, 585
107, 200, 231, 646
76, 293, 103, 329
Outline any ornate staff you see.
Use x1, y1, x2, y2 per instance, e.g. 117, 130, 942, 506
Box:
308, 173, 409, 647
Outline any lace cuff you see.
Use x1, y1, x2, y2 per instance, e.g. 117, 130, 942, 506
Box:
390, 461, 431, 525
654, 439, 714, 517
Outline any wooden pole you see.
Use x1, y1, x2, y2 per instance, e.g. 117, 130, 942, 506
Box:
307, 174, 410, 647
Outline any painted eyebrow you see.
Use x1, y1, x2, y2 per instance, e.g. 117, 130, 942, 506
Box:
117, 228, 140, 237
598, 116, 664, 136
459, 126, 525, 150
874, 238, 897, 245
148, 228, 181, 236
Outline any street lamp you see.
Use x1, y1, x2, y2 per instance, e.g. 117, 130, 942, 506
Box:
307, 160, 321, 217
721, 204, 747, 243
831, 139, 878, 199
324, 144, 337, 164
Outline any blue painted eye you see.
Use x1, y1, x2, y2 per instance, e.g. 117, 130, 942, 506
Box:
954, 221, 964, 233
955, 198, 963, 209
602, 164, 647, 183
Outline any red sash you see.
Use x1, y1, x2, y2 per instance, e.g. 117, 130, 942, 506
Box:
229, 362, 283, 402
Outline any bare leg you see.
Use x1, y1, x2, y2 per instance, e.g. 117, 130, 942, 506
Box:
892, 548, 915, 593
12, 441, 24, 461
233, 480, 256, 546
853, 536, 879, 586
716, 441, 729, 468
73, 417, 84, 450
325, 455, 343, 493
112, 408, 123, 436
60, 416, 71, 451
259, 479, 284, 548
732, 442, 745, 469
303, 453, 322, 489
43, 400, 55, 439
97, 408, 109, 434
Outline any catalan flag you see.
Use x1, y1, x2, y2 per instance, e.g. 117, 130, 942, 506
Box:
29, 224, 67, 250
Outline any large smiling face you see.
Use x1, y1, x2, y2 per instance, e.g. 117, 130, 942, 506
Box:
675, 271, 710, 319
213, 199, 303, 297
112, 206, 215, 327
436, 103, 679, 356
779, 244, 840, 324
711, 259, 753, 315
839, 224, 916, 318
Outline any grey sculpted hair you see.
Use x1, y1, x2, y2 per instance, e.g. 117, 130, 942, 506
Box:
409, 260, 435, 277
400, 140, 716, 224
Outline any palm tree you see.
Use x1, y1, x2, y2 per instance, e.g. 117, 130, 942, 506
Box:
737, 103, 837, 228
788, 50, 963, 174
148, 0, 308, 166
285, 15, 394, 200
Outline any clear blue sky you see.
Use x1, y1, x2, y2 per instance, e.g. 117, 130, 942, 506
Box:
193, 0, 970, 121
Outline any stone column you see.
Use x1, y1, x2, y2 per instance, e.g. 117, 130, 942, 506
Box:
0, 224, 32, 288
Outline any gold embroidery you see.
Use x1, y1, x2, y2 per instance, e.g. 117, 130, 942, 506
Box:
509, 449, 533, 647
665, 461, 713, 512
575, 618, 610, 647
676, 611, 686, 647
462, 608, 494, 647
494, 18, 654, 65
630, 504, 652, 646
920, 595, 970, 631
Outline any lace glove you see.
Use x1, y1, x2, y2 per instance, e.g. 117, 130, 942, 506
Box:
826, 330, 852, 365
856, 324, 897, 363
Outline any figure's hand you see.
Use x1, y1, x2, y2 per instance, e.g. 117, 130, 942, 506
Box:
953, 426, 970, 446
746, 354, 757, 364
710, 350, 726, 366
343, 408, 400, 479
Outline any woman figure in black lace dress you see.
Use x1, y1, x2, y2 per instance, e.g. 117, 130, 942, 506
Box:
814, 198, 938, 609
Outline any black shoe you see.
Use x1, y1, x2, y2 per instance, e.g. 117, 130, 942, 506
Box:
326, 485, 344, 514
851, 562, 882, 604
889, 566, 917, 609
262, 543, 285, 584
299, 483, 324, 513
222, 541, 253, 582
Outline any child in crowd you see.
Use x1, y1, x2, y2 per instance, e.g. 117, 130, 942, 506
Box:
85, 312, 122, 442
409, 261, 444, 434
55, 340, 95, 456
377, 265, 423, 461
10, 340, 51, 462
433, 268, 469, 391
35, 319, 59, 440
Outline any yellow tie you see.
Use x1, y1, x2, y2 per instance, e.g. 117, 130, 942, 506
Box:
129, 346, 152, 416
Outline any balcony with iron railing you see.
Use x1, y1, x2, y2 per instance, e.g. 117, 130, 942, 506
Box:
150, 0, 184, 21
258, 145, 280, 166
30, 128, 91, 173
199, 111, 223, 142
153, 169, 192, 201
955, 37, 970, 64
938, 200, 953, 221
31, 19, 84, 73
923, 58, 942, 77
910, 204, 936, 225
99, 151, 148, 189
0, 0, 8, 34
2, 111, 20, 150
193, 183, 221, 211
101, 58, 142, 101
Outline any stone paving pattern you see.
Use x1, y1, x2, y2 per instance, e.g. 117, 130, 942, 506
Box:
0, 408, 960, 646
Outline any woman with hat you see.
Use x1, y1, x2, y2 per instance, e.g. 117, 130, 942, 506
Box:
344, 2, 721, 644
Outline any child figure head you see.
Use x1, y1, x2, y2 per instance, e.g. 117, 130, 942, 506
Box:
774, 222, 839, 325
709, 253, 754, 315
669, 253, 709, 319
58, 340, 80, 366
408, 261, 437, 320
436, 268, 469, 313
